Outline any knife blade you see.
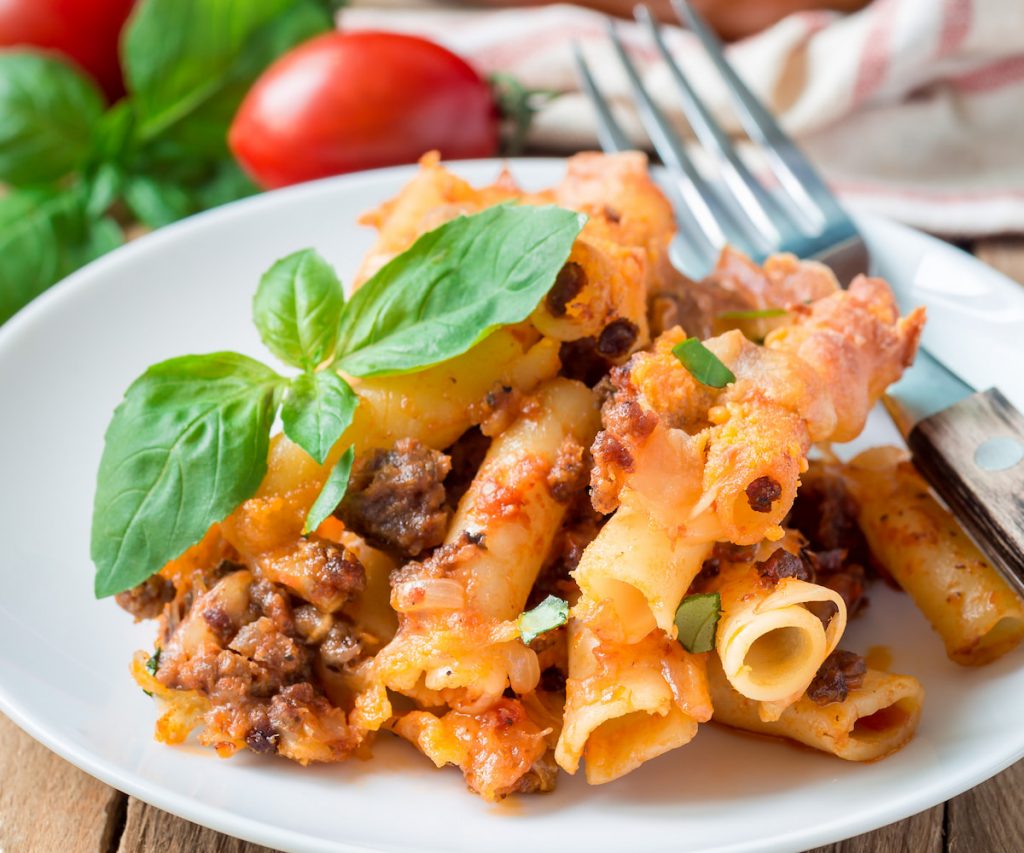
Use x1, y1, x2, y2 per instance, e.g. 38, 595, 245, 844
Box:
883, 349, 975, 438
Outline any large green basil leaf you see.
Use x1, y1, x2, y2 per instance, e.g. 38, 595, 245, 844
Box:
91, 353, 284, 597
281, 370, 357, 465
123, 0, 332, 149
335, 205, 586, 377
0, 188, 122, 324
254, 249, 345, 371
0, 52, 105, 185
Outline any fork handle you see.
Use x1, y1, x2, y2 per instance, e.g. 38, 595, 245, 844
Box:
907, 387, 1024, 599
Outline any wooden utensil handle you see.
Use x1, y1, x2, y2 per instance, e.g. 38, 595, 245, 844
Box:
908, 388, 1024, 599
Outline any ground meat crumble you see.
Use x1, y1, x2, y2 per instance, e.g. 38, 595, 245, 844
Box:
756, 548, 812, 586
337, 438, 452, 557
746, 475, 783, 513
807, 649, 867, 704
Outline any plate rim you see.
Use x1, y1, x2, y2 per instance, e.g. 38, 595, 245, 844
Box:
1, 157, 1022, 853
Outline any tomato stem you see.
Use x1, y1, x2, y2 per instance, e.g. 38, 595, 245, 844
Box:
489, 72, 561, 156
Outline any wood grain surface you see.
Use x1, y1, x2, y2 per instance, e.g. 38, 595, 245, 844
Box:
0, 241, 1020, 853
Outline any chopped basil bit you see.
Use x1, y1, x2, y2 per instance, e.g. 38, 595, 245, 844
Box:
142, 647, 162, 697
672, 338, 736, 388
145, 647, 161, 676
519, 595, 569, 645
675, 592, 722, 654
717, 308, 788, 320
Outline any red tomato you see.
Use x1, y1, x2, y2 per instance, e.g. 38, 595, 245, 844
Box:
229, 31, 500, 189
0, 0, 135, 101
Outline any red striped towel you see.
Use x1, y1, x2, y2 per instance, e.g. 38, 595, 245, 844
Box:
343, 0, 1024, 236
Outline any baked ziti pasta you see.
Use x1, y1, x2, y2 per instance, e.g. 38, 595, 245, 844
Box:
841, 446, 1024, 665
99, 152, 1021, 803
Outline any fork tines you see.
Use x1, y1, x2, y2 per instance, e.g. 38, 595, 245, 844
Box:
573, 0, 860, 277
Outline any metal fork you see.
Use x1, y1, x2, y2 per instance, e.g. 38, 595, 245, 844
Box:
574, 0, 870, 282
575, 0, 1024, 594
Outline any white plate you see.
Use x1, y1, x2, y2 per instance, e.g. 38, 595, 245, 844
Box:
1, 160, 1022, 853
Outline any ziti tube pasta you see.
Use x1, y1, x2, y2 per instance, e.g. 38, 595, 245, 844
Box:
555, 622, 712, 784
394, 699, 554, 801
708, 656, 923, 762
710, 545, 847, 720
843, 446, 1024, 666
368, 378, 599, 719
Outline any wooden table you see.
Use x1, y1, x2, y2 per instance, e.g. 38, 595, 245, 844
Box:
2, 238, 1021, 852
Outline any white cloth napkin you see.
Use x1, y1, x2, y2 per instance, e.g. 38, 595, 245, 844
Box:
344, 0, 1024, 237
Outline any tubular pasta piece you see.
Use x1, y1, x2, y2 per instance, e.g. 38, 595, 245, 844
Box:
842, 446, 1024, 665
393, 699, 554, 800
354, 151, 521, 284
710, 246, 839, 310
530, 234, 649, 353
710, 545, 846, 718
574, 505, 713, 643
549, 151, 677, 293
370, 379, 599, 718
708, 656, 923, 761
765, 276, 925, 442
555, 623, 711, 784
337, 328, 560, 459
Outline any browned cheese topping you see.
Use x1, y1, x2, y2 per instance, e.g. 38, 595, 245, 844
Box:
589, 368, 658, 514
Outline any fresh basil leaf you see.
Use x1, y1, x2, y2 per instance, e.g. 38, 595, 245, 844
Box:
0, 188, 123, 324
191, 159, 258, 210
155, 0, 332, 159
335, 205, 586, 377
91, 102, 136, 163
123, 0, 331, 147
0, 52, 105, 185
81, 216, 125, 265
91, 353, 284, 597
672, 338, 736, 388
519, 595, 569, 645
119, 157, 258, 227
85, 163, 124, 219
303, 446, 355, 535
717, 308, 788, 321
254, 249, 345, 370
675, 592, 722, 654
123, 174, 195, 228
281, 371, 357, 465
